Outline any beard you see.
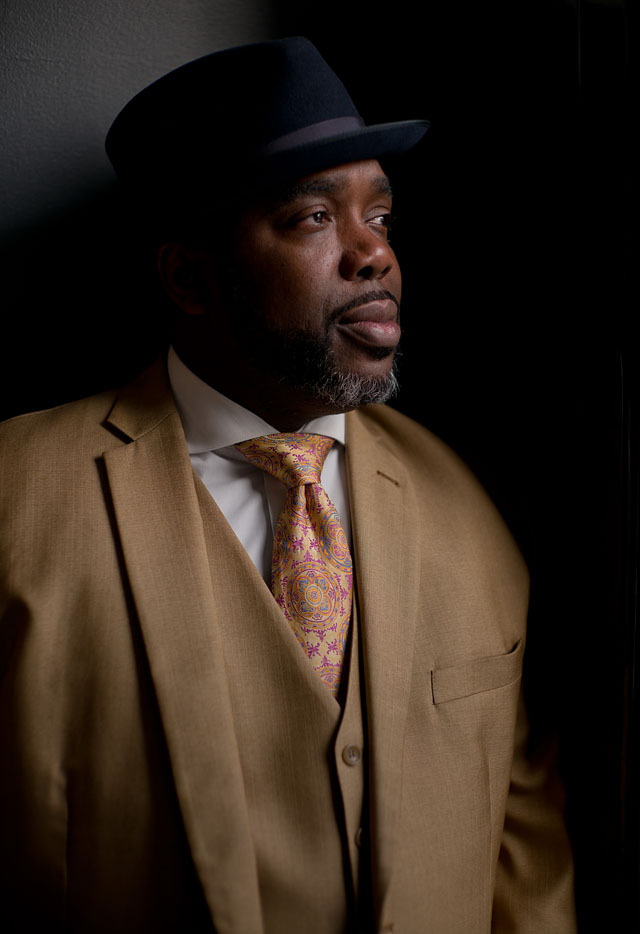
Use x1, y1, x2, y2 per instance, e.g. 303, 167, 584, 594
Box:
254, 327, 400, 409
219, 263, 401, 410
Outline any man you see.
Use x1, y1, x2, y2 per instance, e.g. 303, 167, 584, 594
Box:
0, 37, 575, 933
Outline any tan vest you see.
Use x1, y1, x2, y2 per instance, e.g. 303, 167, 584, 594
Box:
195, 476, 369, 933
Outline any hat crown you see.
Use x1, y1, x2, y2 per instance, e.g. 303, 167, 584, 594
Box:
106, 38, 359, 177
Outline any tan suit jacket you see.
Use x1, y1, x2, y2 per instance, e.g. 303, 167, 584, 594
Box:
0, 361, 576, 933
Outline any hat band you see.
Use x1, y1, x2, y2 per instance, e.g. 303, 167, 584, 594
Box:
261, 116, 365, 156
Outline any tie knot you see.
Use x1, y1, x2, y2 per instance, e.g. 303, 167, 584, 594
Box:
236, 433, 334, 488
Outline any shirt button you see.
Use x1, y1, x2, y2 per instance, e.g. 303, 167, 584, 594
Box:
355, 826, 363, 848
342, 744, 361, 766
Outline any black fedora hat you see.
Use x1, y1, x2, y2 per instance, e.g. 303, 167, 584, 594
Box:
105, 37, 428, 218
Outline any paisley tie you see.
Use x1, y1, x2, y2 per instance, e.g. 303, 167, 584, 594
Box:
235, 433, 353, 697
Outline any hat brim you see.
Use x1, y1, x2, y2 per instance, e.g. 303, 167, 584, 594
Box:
235, 119, 430, 204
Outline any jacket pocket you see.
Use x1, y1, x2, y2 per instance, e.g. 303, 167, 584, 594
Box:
430, 639, 523, 705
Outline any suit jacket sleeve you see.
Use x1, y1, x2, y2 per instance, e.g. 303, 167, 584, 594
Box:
492, 693, 577, 933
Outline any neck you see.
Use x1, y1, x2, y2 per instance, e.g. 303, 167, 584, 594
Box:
172, 339, 347, 432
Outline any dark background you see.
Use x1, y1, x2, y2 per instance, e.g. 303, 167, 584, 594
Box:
1, 1, 637, 929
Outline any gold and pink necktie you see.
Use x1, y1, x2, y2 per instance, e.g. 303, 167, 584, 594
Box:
235, 433, 353, 698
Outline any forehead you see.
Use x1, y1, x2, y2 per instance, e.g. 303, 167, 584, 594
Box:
262, 159, 392, 211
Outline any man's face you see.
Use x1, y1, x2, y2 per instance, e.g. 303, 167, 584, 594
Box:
203, 159, 402, 411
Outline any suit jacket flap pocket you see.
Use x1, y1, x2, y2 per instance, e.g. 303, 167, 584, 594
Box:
431, 639, 523, 705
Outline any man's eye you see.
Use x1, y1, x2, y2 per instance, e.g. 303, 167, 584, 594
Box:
370, 213, 393, 229
286, 209, 329, 229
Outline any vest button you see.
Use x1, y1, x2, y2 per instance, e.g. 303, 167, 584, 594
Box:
342, 744, 361, 766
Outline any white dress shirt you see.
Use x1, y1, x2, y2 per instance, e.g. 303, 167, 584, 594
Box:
167, 346, 351, 583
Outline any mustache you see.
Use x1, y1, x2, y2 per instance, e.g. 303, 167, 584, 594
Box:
329, 289, 401, 323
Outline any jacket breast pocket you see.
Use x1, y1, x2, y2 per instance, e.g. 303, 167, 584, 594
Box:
430, 639, 523, 705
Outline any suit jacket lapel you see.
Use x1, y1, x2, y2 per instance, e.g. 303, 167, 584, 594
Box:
102, 363, 263, 934
346, 408, 421, 916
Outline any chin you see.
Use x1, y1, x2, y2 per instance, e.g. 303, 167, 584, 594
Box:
253, 325, 400, 409
309, 361, 400, 409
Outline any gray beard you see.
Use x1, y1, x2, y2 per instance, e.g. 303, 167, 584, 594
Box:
314, 363, 399, 408
267, 330, 400, 409
220, 266, 400, 410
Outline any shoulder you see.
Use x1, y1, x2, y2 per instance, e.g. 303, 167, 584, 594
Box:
0, 359, 173, 466
350, 402, 489, 501
0, 392, 122, 547
0, 389, 122, 493
0, 389, 119, 449
355, 401, 453, 453
0, 360, 176, 511
350, 403, 529, 587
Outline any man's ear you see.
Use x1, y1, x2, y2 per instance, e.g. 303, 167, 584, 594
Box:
156, 242, 216, 315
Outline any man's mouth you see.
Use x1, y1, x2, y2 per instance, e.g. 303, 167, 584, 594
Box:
334, 292, 401, 349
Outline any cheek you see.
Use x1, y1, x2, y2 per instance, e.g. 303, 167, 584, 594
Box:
248, 256, 334, 324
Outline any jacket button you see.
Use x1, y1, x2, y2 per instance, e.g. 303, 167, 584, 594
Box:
342, 744, 361, 766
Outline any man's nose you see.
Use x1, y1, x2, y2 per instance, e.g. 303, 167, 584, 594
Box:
338, 223, 395, 281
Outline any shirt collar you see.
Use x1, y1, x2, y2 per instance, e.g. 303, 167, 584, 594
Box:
167, 346, 346, 455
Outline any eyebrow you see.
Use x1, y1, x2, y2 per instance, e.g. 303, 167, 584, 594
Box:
265, 174, 393, 211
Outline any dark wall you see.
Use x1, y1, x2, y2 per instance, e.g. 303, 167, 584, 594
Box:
0, 0, 275, 418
